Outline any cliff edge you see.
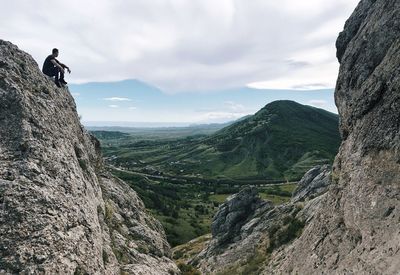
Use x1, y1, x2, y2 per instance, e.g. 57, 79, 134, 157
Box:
0, 40, 178, 274
266, 0, 400, 273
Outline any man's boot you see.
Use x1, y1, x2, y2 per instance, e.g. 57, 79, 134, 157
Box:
55, 80, 62, 88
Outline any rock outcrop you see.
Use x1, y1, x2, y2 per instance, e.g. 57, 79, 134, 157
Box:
0, 40, 178, 274
210, 187, 265, 246
291, 164, 331, 203
196, 0, 400, 274
193, 165, 332, 274
264, 0, 400, 273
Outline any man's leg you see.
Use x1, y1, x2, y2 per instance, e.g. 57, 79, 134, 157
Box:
59, 69, 67, 85
52, 67, 62, 87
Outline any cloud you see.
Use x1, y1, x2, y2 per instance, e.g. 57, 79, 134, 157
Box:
128, 106, 137, 110
308, 99, 328, 108
103, 97, 132, 101
195, 100, 248, 114
195, 111, 248, 123
291, 83, 330, 90
0, 0, 359, 92
108, 105, 119, 108
223, 101, 245, 113
193, 100, 250, 123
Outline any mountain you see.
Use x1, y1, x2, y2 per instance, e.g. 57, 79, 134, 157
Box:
192, 0, 400, 273
203, 100, 340, 180
127, 100, 340, 181
0, 40, 178, 274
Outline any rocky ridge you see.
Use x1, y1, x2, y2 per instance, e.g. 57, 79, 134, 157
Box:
0, 40, 178, 274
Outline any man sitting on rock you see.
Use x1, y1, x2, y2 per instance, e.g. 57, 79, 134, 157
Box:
42, 48, 71, 87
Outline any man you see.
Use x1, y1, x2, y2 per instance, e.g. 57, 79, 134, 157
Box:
42, 48, 71, 87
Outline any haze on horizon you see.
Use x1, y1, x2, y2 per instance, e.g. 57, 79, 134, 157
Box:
1, 0, 359, 125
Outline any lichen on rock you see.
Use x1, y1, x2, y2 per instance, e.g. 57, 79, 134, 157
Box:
0, 40, 178, 274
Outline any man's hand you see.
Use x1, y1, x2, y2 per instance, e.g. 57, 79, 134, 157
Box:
67, 67, 71, 74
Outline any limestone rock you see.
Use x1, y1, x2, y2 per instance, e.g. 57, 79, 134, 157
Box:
194, 166, 331, 274
291, 164, 331, 203
0, 40, 178, 274
264, 0, 400, 273
211, 187, 266, 245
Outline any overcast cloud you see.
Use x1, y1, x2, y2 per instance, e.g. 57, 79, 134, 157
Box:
1, 0, 359, 93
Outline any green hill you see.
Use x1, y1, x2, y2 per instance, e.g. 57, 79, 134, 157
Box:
100, 100, 340, 181
199, 100, 340, 180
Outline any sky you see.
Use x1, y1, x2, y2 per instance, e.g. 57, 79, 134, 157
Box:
69, 80, 337, 125
0, 0, 360, 125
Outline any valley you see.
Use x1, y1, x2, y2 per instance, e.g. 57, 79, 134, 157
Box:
97, 100, 340, 182
3, 1, 400, 273
111, 168, 296, 246
92, 100, 340, 247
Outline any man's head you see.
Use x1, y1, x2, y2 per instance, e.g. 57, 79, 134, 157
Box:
52, 48, 59, 57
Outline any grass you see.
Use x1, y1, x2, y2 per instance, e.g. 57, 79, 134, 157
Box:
208, 194, 230, 203
259, 194, 290, 204
112, 169, 217, 246
111, 168, 297, 247
177, 263, 201, 275
267, 215, 305, 253
208, 183, 296, 206
172, 234, 212, 272
215, 248, 269, 275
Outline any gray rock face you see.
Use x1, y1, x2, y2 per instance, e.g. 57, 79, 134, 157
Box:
193, 187, 274, 274
264, 0, 400, 273
291, 164, 331, 203
0, 40, 178, 274
194, 167, 331, 274
211, 187, 266, 245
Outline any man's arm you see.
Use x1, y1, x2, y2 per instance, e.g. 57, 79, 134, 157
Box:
50, 59, 63, 71
60, 62, 71, 73
51, 59, 71, 73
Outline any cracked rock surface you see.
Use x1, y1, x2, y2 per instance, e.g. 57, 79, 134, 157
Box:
194, 166, 331, 274
265, 0, 400, 273
0, 40, 178, 274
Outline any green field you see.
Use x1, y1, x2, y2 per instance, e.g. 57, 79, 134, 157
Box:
112, 168, 296, 247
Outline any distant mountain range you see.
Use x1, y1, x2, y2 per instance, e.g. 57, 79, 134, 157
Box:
86, 121, 234, 132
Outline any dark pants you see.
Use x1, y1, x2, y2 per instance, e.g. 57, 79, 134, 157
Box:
44, 66, 64, 83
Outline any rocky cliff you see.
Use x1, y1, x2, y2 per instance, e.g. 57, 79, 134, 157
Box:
264, 0, 400, 273
195, 0, 400, 274
0, 40, 178, 274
